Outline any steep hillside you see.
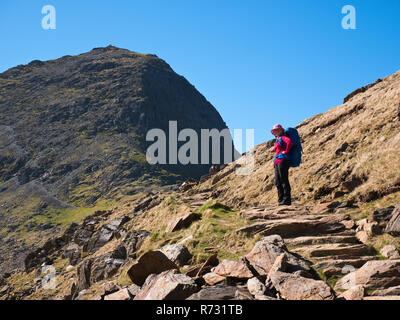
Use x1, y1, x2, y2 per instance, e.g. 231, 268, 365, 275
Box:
1, 68, 400, 301
0, 46, 232, 273
198, 70, 400, 209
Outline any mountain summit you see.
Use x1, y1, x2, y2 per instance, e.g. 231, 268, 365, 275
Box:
0, 46, 232, 273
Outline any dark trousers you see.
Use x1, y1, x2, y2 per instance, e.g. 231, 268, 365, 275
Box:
274, 160, 291, 205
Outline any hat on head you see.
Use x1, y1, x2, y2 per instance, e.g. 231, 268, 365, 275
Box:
271, 124, 284, 135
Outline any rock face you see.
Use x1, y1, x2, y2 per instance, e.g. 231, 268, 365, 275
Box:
335, 260, 400, 290
127, 251, 178, 286
134, 270, 199, 300
0, 46, 234, 274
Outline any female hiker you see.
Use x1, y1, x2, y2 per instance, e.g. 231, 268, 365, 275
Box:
271, 124, 292, 206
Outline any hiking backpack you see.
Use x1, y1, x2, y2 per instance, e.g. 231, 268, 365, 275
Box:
277, 127, 303, 167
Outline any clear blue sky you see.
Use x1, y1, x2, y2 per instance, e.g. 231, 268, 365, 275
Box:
1, 0, 400, 147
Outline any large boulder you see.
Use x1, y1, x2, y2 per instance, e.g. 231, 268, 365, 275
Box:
335, 260, 400, 290
159, 244, 192, 267
385, 204, 400, 235
244, 235, 311, 277
134, 270, 199, 300
127, 251, 178, 286
268, 271, 335, 300
266, 253, 334, 300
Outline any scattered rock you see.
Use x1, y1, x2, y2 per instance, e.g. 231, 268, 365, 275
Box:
85, 216, 130, 252
340, 285, 365, 300
244, 235, 311, 277
335, 142, 349, 155
185, 253, 219, 277
212, 260, 254, 279
335, 260, 400, 290
127, 251, 178, 286
102, 280, 120, 295
370, 285, 400, 296
74, 259, 92, 296
104, 288, 131, 300
134, 270, 199, 300
356, 230, 369, 244
265, 253, 334, 300
62, 243, 81, 266
385, 204, 400, 235
91, 255, 124, 282
268, 270, 334, 300
122, 230, 150, 258
127, 284, 141, 298
247, 277, 266, 296
203, 272, 226, 286
159, 244, 192, 267
380, 245, 400, 260
373, 206, 395, 227
178, 178, 198, 192
187, 285, 239, 300
166, 212, 201, 233
356, 219, 381, 236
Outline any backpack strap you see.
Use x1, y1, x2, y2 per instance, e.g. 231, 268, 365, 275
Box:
278, 137, 286, 149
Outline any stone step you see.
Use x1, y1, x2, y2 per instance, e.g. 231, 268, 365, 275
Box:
313, 256, 378, 270
285, 235, 360, 246
291, 243, 375, 258
236, 214, 348, 237
239, 206, 311, 220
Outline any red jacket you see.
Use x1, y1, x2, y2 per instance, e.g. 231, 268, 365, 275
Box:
274, 135, 293, 166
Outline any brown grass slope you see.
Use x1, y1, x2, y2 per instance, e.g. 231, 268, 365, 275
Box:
198, 70, 400, 209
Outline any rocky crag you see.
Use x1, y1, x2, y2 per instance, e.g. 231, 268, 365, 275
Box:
0, 46, 233, 274
1, 60, 400, 301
